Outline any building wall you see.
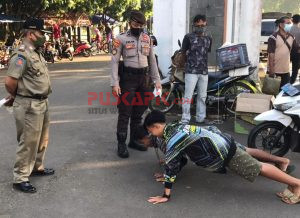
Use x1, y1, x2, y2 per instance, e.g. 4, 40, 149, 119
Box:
189, 0, 225, 65
153, 0, 188, 75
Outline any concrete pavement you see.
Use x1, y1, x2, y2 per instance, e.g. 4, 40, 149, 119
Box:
0, 55, 300, 218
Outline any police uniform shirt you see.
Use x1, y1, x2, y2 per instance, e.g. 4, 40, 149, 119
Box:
111, 30, 160, 87
6, 40, 52, 97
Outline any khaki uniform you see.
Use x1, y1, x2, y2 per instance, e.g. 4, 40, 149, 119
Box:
111, 30, 160, 86
6, 40, 52, 183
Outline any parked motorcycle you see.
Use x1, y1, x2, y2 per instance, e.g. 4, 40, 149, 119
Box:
73, 41, 92, 57
43, 43, 56, 63
149, 41, 258, 115
90, 39, 109, 55
56, 40, 74, 61
248, 87, 300, 156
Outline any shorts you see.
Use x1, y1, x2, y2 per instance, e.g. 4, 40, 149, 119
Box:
228, 147, 262, 182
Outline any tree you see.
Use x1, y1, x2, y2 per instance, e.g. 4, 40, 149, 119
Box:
263, 0, 300, 14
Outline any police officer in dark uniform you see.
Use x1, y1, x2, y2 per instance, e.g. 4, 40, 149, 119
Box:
111, 11, 161, 158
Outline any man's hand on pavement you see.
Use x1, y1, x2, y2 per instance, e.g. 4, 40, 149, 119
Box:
148, 196, 169, 204
112, 86, 121, 97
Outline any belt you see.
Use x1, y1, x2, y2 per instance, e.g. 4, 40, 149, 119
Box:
16, 94, 48, 100
124, 66, 149, 74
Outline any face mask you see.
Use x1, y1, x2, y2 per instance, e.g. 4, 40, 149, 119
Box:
131, 28, 143, 37
284, 24, 292, 32
193, 26, 207, 34
33, 33, 46, 48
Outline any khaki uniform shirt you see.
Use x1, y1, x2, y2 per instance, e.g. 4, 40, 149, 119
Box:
6, 40, 52, 97
267, 32, 298, 74
110, 30, 160, 86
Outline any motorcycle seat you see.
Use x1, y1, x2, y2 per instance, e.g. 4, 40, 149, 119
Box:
208, 71, 228, 81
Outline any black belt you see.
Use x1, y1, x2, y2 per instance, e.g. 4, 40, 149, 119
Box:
17, 94, 48, 100
124, 66, 149, 74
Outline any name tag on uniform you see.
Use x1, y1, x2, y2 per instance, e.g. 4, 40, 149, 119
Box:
125, 43, 136, 49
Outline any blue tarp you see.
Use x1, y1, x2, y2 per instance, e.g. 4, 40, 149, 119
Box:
0, 14, 24, 23
91, 15, 118, 25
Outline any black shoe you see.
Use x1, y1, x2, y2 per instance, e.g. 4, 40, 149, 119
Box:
13, 182, 36, 193
128, 140, 148, 151
118, 142, 129, 158
30, 168, 55, 176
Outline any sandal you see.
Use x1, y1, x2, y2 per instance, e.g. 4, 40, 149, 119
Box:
281, 192, 300, 205
276, 188, 293, 198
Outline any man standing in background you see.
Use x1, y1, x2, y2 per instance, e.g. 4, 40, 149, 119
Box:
290, 14, 300, 84
181, 14, 212, 124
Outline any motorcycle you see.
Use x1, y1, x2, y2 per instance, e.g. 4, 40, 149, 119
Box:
248, 86, 300, 157
90, 39, 109, 55
149, 41, 258, 115
56, 40, 74, 61
73, 41, 92, 57
43, 43, 56, 63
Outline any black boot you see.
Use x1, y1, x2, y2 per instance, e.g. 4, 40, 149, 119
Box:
128, 129, 147, 151
117, 132, 129, 158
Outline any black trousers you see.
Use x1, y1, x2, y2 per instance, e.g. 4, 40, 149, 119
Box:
276, 73, 290, 89
117, 72, 151, 138
290, 53, 300, 84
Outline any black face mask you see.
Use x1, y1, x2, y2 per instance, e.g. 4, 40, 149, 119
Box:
193, 26, 207, 34
131, 28, 143, 36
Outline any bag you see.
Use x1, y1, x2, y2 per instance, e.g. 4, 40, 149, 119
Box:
172, 50, 186, 68
262, 75, 281, 95
174, 68, 185, 83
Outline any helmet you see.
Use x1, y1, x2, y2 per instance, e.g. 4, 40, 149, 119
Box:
150, 35, 157, 46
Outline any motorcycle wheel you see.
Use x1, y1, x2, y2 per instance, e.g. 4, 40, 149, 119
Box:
68, 52, 74, 61
220, 81, 255, 116
149, 84, 176, 113
102, 43, 109, 54
83, 49, 91, 57
247, 121, 290, 157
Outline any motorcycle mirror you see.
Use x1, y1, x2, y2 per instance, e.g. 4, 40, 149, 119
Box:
178, 39, 181, 48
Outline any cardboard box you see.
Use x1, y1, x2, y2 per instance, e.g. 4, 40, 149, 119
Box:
235, 93, 274, 114
234, 93, 273, 134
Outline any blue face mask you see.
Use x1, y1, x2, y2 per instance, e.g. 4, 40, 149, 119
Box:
284, 24, 292, 32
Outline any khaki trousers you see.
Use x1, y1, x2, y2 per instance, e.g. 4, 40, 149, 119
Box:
13, 96, 49, 183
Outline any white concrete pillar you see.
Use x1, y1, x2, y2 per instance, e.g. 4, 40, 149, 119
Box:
238, 0, 262, 79
153, 0, 187, 76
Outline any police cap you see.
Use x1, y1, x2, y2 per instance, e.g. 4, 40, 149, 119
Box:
23, 18, 52, 34
130, 10, 146, 25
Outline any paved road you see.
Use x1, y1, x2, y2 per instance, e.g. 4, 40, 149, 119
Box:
0, 55, 300, 218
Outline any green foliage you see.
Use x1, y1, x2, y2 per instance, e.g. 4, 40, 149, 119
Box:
263, 0, 300, 14
0, 0, 153, 21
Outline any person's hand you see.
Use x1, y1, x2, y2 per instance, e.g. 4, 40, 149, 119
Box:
155, 82, 162, 90
148, 196, 169, 204
112, 86, 121, 97
4, 95, 14, 107
154, 173, 164, 182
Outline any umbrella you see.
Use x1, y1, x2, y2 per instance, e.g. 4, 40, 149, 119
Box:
0, 14, 24, 23
91, 14, 118, 25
